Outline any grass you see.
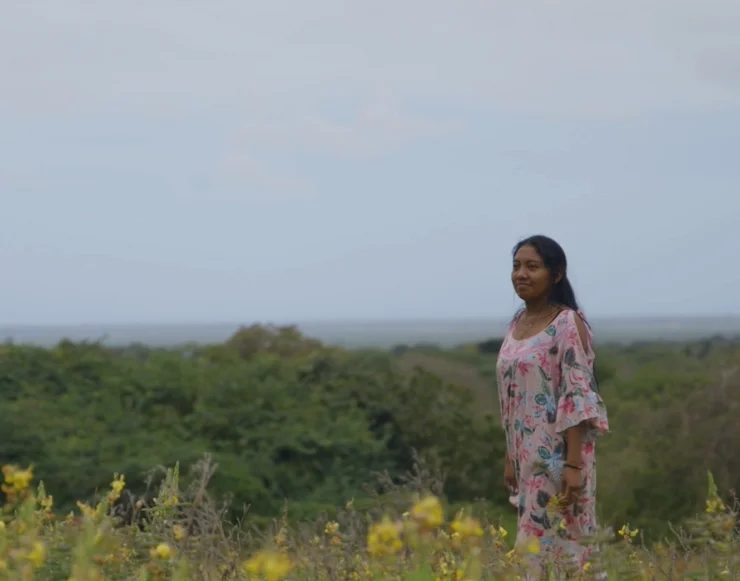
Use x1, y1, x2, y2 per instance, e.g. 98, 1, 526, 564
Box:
1, 458, 739, 581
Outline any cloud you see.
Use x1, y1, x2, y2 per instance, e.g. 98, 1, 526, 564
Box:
1, 0, 739, 196
232, 92, 462, 159
1, 0, 739, 122
217, 92, 461, 190
215, 152, 313, 201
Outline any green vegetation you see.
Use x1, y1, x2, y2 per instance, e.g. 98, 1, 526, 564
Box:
0, 325, 507, 529
3, 459, 738, 581
2, 323, 739, 547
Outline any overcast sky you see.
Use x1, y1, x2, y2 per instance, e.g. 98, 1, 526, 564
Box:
1, 0, 739, 325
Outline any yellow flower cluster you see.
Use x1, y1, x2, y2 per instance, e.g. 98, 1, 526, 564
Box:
1, 465, 34, 503
367, 516, 404, 557
410, 495, 445, 530
151, 542, 173, 560
108, 474, 125, 503
242, 550, 293, 581
617, 524, 640, 542
324, 520, 342, 545
1, 461, 738, 581
0, 465, 49, 575
2, 465, 33, 491
450, 514, 484, 541
706, 497, 726, 514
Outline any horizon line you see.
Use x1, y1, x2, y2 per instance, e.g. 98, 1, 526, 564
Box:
3, 313, 740, 328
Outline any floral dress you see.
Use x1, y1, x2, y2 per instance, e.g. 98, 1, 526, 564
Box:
495, 309, 609, 574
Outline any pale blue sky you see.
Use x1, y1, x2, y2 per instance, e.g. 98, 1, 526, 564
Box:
1, 0, 739, 325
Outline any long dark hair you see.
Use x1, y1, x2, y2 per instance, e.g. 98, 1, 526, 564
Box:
513, 235, 580, 311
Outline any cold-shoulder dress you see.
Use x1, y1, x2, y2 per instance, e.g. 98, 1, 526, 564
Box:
495, 309, 609, 572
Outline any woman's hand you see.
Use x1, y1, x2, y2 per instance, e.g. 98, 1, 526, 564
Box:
504, 454, 518, 494
560, 465, 584, 506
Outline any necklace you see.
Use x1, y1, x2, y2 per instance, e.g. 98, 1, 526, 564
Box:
521, 306, 558, 328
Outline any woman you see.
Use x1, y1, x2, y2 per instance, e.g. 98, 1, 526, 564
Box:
495, 235, 608, 576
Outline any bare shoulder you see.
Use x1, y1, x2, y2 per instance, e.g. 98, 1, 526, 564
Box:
558, 307, 590, 351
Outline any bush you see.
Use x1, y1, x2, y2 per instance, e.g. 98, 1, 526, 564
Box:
0, 327, 507, 524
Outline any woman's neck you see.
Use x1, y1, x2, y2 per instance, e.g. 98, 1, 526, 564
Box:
523, 299, 553, 314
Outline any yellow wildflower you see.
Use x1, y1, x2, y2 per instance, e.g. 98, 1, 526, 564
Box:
173, 524, 185, 541
617, 524, 639, 541
158, 494, 179, 507
15, 468, 34, 489
706, 498, 725, 514
526, 537, 540, 555
76, 501, 96, 519
110, 474, 125, 500
0, 520, 5, 532
2, 465, 33, 491
242, 550, 293, 581
324, 521, 339, 535
150, 543, 173, 560
367, 517, 403, 557
27, 541, 46, 568
40, 494, 53, 511
450, 514, 484, 543
410, 495, 444, 530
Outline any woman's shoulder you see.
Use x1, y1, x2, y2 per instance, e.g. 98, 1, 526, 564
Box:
552, 306, 588, 323
505, 308, 526, 331
553, 307, 592, 349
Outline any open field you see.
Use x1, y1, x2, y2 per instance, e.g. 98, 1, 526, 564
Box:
2, 322, 740, 579
2, 457, 738, 580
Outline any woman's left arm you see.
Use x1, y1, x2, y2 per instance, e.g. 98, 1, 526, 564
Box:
565, 314, 589, 465
555, 310, 609, 444
557, 311, 608, 504
565, 423, 585, 466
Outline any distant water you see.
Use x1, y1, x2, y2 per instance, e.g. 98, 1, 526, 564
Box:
2, 316, 740, 349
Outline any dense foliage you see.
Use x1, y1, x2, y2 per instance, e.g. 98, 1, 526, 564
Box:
2, 324, 739, 541
0, 326, 507, 526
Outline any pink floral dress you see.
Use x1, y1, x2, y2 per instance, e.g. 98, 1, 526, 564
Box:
496, 309, 609, 573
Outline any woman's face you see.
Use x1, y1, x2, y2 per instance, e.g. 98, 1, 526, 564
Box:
512, 244, 553, 302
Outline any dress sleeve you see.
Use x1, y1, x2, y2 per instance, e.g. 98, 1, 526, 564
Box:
554, 310, 609, 440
